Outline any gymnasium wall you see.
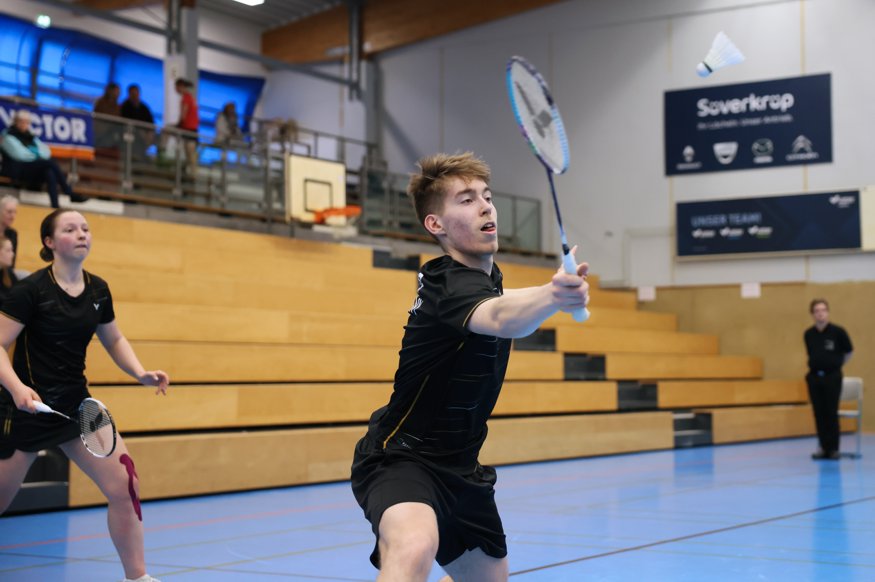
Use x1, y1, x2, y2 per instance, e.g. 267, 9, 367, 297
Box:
369, 0, 875, 287
640, 280, 874, 430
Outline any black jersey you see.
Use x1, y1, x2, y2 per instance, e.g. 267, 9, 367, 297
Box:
365, 255, 512, 471
804, 323, 853, 374
0, 267, 115, 410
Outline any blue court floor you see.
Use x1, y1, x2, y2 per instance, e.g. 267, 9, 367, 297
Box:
1, 435, 873, 581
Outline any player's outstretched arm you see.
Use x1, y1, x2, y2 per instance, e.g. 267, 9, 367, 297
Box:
96, 320, 170, 395
468, 262, 589, 339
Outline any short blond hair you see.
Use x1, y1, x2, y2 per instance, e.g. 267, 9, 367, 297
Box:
407, 152, 491, 228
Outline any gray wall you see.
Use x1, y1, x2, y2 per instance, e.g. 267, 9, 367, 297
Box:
353, 0, 875, 286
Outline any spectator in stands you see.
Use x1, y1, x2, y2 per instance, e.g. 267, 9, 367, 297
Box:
350, 152, 590, 582
0, 234, 17, 305
0, 208, 169, 582
0, 195, 18, 269
0, 110, 86, 208
120, 84, 155, 160
214, 102, 243, 147
94, 82, 122, 149
804, 298, 854, 460
159, 78, 199, 178
214, 102, 246, 163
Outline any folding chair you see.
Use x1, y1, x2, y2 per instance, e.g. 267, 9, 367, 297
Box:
839, 376, 864, 459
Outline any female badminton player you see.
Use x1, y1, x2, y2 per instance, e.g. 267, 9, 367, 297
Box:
350, 152, 590, 582
0, 209, 169, 582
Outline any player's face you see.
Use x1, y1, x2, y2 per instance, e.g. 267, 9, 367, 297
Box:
429, 177, 498, 269
47, 211, 91, 261
0, 240, 13, 269
812, 303, 829, 325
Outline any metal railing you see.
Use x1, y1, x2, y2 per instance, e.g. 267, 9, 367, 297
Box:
6, 106, 376, 221
2, 94, 542, 253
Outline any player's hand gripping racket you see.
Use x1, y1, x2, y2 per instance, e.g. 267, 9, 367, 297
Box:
506, 55, 589, 322
33, 398, 117, 458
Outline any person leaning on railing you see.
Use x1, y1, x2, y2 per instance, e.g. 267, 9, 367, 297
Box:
120, 84, 155, 161
93, 82, 122, 150
0, 110, 87, 208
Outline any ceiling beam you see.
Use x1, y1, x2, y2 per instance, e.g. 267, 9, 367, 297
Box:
73, 0, 166, 9
263, 0, 567, 64
31, 0, 350, 85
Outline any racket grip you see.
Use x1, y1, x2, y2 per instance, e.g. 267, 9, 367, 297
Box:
562, 252, 591, 323
33, 401, 52, 413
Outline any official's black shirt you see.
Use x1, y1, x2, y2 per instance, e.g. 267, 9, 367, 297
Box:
0, 267, 115, 411
804, 323, 852, 374
364, 255, 512, 472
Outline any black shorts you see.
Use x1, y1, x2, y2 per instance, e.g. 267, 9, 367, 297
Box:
0, 391, 87, 459
350, 435, 507, 568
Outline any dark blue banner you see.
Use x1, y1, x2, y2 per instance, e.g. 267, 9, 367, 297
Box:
665, 74, 831, 175
677, 191, 860, 257
0, 97, 94, 160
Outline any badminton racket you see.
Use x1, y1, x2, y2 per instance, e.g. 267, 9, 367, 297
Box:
506, 55, 589, 322
33, 398, 117, 458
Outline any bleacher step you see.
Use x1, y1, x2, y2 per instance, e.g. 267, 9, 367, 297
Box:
673, 411, 713, 448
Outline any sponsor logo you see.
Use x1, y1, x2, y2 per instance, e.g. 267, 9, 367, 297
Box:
829, 193, 856, 209
719, 226, 744, 238
786, 134, 820, 161
696, 92, 795, 117
676, 145, 702, 170
747, 225, 773, 238
692, 229, 716, 239
0, 104, 89, 144
683, 145, 695, 162
751, 138, 774, 164
713, 142, 739, 165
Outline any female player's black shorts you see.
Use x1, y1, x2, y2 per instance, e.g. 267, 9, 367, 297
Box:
350, 434, 507, 568
0, 390, 87, 459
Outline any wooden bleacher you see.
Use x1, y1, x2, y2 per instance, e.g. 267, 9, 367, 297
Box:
7, 205, 822, 508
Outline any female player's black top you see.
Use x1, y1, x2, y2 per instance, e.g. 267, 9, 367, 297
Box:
363, 255, 512, 472
0, 267, 115, 412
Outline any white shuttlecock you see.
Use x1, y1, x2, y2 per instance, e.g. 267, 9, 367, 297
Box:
696, 31, 745, 77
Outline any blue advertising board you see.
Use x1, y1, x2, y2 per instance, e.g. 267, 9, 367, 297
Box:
0, 97, 94, 159
677, 191, 861, 257
665, 74, 831, 175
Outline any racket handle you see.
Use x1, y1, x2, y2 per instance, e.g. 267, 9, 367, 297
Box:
562, 251, 591, 323
33, 401, 52, 413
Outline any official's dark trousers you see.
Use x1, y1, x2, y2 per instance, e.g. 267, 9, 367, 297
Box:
806, 370, 843, 454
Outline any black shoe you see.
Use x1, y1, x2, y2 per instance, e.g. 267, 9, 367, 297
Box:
812, 450, 840, 460
69, 193, 88, 203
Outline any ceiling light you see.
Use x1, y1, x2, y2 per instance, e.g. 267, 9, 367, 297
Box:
231, 0, 265, 6
35, 14, 51, 28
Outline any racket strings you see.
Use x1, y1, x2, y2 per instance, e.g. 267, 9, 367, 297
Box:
507, 58, 569, 174
79, 399, 116, 457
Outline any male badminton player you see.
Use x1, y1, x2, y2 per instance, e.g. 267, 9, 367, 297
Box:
351, 152, 589, 581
